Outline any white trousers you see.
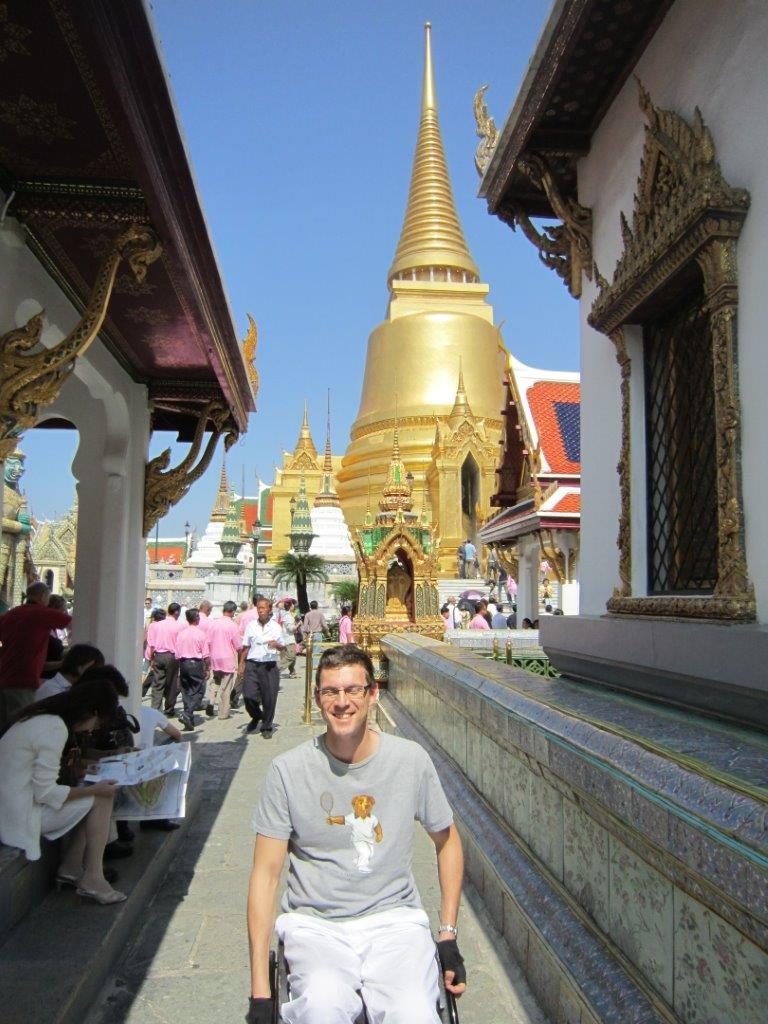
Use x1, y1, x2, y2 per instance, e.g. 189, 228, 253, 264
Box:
276, 907, 441, 1024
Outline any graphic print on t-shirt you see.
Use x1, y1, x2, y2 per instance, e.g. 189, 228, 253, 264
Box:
322, 792, 383, 874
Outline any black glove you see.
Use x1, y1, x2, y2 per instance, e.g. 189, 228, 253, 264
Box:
437, 938, 466, 987
246, 997, 272, 1024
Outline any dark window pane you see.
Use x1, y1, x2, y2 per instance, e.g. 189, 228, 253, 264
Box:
644, 294, 718, 595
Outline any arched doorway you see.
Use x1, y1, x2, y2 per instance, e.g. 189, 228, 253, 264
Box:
461, 453, 480, 544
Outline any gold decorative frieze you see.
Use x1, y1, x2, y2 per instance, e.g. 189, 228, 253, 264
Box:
0, 223, 162, 461
501, 153, 593, 298
591, 83, 754, 622
143, 400, 238, 536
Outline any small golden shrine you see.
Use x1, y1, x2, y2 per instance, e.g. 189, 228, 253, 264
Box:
353, 428, 443, 661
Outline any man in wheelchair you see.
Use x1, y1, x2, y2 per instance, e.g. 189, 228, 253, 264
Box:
247, 645, 467, 1023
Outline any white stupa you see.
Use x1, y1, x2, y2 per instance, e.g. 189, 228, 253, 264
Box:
309, 399, 355, 561
186, 461, 231, 569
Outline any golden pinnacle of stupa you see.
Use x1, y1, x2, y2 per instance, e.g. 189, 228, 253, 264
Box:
211, 458, 230, 522
388, 22, 479, 285
314, 390, 341, 509
337, 22, 506, 574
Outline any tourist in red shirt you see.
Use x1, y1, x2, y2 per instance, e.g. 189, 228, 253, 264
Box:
0, 582, 72, 728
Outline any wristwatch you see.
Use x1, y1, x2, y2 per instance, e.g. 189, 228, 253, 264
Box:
438, 923, 458, 936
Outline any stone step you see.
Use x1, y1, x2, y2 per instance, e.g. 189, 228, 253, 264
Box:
0, 778, 203, 1024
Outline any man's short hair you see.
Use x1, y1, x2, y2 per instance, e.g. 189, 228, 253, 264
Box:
310, 600, 319, 610
257, 596, 272, 607
26, 581, 49, 602
168, 602, 181, 616
151, 607, 166, 621
223, 600, 238, 615
186, 608, 200, 625
315, 645, 375, 689
61, 643, 104, 677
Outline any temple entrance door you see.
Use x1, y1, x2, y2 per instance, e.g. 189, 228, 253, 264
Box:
460, 454, 480, 544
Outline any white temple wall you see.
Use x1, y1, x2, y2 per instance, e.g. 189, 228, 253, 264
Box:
577, 0, 768, 620
1, 213, 150, 704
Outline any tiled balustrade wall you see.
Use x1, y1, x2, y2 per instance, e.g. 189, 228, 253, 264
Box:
381, 635, 768, 1024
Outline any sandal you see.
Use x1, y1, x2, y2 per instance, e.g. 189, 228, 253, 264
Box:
55, 872, 79, 889
76, 886, 128, 905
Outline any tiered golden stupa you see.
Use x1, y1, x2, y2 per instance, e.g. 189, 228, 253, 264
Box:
337, 23, 506, 576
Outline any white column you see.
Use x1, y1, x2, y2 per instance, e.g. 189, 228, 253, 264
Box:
516, 540, 539, 624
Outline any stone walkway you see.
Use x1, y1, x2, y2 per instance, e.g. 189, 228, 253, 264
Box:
86, 659, 548, 1024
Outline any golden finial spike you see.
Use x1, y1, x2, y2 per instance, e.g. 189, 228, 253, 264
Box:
388, 23, 479, 284
293, 400, 318, 458
323, 389, 333, 473
422, 22, 436, 113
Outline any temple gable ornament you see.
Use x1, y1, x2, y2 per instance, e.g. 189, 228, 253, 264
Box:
589, 82, 753, 622
0, 223, 162, 461
143, 399, 239, 536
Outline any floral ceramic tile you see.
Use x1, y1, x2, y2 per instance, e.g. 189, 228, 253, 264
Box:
503, 753, 531, 844
529, 769, 564, 880
609, 836, 674, 1002
673, 890, 767, 1024
563, 799, 610, 932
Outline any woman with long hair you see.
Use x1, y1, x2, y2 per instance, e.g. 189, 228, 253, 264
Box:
0, 680, 126, 905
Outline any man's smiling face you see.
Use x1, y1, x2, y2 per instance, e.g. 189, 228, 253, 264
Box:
315, 663, 377, 745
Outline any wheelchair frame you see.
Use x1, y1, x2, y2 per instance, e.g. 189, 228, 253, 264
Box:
269, 939, 459, 1023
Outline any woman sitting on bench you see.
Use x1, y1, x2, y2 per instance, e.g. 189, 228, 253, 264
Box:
0, 680, 125, 905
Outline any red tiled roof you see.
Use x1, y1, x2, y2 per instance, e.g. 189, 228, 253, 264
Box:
146, 543, 186, 564
552, 492, 580, 513
526, 381, 581, 475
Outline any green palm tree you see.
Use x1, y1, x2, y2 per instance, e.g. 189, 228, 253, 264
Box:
271, 552, 328, 615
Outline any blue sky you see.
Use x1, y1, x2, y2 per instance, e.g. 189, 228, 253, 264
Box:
21, 1, 577, 536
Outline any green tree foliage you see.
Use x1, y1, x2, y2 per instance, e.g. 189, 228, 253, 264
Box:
331, 580, 359, 608
271, 552, 328, 615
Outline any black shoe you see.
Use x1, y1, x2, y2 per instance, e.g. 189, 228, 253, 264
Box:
205, 704, 215, 718
246, 720, 261, 734
165, 709, 177, 718
230, 697, 239, 710
116, 822, 135, 842
141, 819, 181, 831
261, 727, 274, 739
104, 840, 134, 860
181, 717, 194, 732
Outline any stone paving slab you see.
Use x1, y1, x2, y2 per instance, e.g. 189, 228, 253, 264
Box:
85, 661, 548, 1024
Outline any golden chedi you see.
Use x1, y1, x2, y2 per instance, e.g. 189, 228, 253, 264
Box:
337, 23, 505, 576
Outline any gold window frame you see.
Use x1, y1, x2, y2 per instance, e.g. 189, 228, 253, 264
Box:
589, 83, 754, 621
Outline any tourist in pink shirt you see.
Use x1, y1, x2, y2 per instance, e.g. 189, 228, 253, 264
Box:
174, 608, 210, 731
197, 600, 212, 632
205, 600, 244, 720
238, 594, 261, 638
469, 602, 490, 630
338, 606, 355, 644
146, 603, 184, 716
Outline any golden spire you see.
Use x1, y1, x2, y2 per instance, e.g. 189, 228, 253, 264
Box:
314, 389, 340, 508
449, 358, 473, 424
291, 399, 318, 461
211, 458, 230, 522
388, 22, 479, 285
380, 422, 413, 515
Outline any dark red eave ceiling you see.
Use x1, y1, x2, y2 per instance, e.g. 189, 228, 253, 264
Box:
0, 0, 253, 432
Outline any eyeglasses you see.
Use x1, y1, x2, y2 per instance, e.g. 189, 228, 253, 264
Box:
316, 684, 371, 702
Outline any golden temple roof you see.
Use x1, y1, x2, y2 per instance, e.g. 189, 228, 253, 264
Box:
388, 23, 480, 285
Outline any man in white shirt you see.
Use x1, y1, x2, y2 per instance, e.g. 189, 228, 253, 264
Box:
445, 596, 462, 630
34, 643, 104, 701
239, 598, 285, 738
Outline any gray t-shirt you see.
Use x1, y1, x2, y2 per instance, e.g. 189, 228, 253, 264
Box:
252, 732, 453, 920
